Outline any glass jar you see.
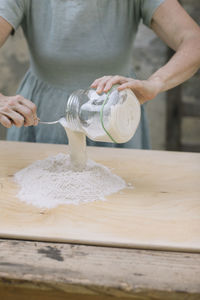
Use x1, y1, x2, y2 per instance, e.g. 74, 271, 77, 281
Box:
65, 86, 141, 143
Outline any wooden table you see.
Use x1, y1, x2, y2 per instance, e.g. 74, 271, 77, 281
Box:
0, 141, 200, 299
1, 239, 200, 300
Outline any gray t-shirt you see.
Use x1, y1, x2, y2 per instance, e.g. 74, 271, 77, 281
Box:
0, 0, 164, 148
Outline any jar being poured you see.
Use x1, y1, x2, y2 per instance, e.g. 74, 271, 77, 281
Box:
40, 85, 141, 170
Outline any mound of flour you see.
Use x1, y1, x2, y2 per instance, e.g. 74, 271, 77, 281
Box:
15, 153, 127, 208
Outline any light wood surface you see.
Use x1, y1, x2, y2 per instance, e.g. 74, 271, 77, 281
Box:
0, 141, 200, 252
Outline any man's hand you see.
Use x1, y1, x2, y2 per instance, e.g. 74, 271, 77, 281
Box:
0, 93, 38, 128
91, 75, 163, 104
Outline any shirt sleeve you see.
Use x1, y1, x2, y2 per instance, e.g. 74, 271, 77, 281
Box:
140, 0, 165, 28
0, 0, 26, 30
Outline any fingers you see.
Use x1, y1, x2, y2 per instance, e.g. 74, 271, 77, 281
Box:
117, 80, 142, 91
2, 108, 25, 127
91, 76, 157, 104
0, 114, 12, 128
19, 96, 37, 117
91, 76, 111, 88
12, 103, 35, 127
103, 76, 127, 93
91, 75, 130, 94
15, 95, 38, 125
91, 76, 112, 94
0, 95, 38, 127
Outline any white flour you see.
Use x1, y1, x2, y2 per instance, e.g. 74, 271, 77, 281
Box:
15, 153, 127, 208
89, 88, 141, 143
15, 89, 138, 208
65, 128, 87, 171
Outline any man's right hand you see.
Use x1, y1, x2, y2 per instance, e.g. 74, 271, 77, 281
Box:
0, 93, 38, 128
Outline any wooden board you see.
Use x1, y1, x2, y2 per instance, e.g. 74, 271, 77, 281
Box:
0, 141, 200, 252
1, 240, 200, 299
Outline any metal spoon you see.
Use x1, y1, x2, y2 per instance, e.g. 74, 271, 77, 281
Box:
38, 117, 68, 127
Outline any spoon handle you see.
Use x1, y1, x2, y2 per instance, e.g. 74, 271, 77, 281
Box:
38, 116, 67, 126
39, 120, 60, 125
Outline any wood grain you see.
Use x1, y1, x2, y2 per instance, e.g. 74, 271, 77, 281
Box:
0, 141, 200, 252
0, 239, 200, 299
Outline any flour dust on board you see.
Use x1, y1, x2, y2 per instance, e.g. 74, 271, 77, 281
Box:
15, 87, 139, 208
